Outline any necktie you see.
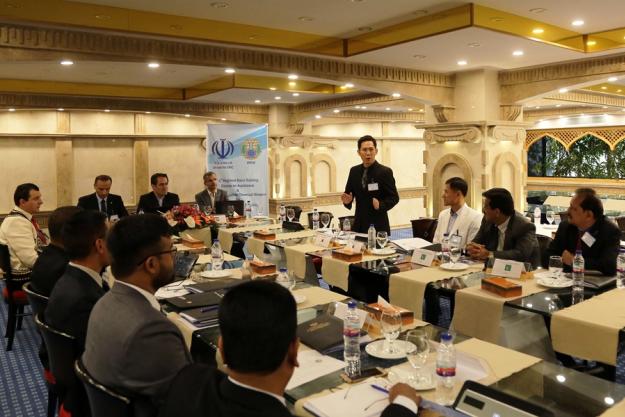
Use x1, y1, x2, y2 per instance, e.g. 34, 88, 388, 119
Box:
102, 279, 110, 292
31, 218, 48, 246
100, 199, 107, 215
361, 167, 368, 189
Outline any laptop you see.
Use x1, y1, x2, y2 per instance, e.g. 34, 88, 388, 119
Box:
583, 270, 617, 289
173, 252, 199, 281
215, 200, 244, 216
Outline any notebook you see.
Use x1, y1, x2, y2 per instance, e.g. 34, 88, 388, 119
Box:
179, 306, 220, 326
296, 314, 344, 354
164, 291, 223, 310
184, 278, 242, 294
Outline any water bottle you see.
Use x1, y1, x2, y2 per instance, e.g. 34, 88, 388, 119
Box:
617, 248, 625, 289
210, 239, 224, 271
367, 224, 376, 251
279, 204, 286, 222
533, 206, 541, 224
436, 332, 456, 405
343, 300, 361, 378
312, 209, 320, 230
572, 250, 585, 304
343, 218, 351, 232
242, 254, 254, 280
276, 267, 293, 290
234, 188, 242, 200
244, 200, 252, 219
441, 233, 450, 264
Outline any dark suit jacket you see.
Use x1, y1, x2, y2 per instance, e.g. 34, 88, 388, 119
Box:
137, 192, 180, 214
83, 282, 191, 416
547, 217, 620, 275
195, 189, 228, 211
77, 192, 129, 218
344, 161, 399, 234
472, 211, 540, 267
30, 243, 68, 297
159, 364, 416, 417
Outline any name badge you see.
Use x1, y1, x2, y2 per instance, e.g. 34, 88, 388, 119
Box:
411, 248, 436, 266
109, 214, 119, 223
314, 234, 333, 248
492, 259, 525, 279
367, 182, 379, 191
581, 232, 596, 247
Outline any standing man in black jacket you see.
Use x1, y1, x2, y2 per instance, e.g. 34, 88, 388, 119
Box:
341, 135, 399, 233
77, 174, 129, 219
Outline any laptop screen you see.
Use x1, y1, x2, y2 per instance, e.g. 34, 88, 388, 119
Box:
174, 252, 199, 279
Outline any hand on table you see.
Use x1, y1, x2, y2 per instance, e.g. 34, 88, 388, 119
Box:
341, 192, 353, 205
388, 383, 421, 408
562, 250, 574, 266
466, 242, 490, 260
372, 197, 380, 210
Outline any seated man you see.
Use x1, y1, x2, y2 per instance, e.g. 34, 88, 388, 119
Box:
0, 183, 46, 274
77, 174, 129, 219
195, 171, 228, 213
547, 188, 620, 275
159, 281, 420, 417
82, 214, 191, 416
30, 205, 82, 297
432, 177, 482, 248
137, 173, 180, 214
467, 188, 539, 267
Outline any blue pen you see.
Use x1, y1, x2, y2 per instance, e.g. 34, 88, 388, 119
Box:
200, 305, 219, 313
370, 384, 389, 394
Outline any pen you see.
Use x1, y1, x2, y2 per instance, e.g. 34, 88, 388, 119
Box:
200, 306, 219, 313
370, 384, 389, 394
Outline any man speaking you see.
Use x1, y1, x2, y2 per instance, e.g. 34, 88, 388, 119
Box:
341, 135, 399, 234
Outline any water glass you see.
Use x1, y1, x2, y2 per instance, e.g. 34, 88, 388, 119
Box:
571, 286, 584, 305
548, 256, 563, 278
226, 205, 235, 217
405, 329, 430, 384
546, 210, 555, 225
449, 235, 462, 265
376, 231, 388, 249
287, 208, 295, 222
320, 213, 330, 229
380, 310, 402, 354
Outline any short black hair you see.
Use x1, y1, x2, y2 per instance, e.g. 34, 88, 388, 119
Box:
483, 188, 515, 216
150, 173, 168, 186
106, 214, 172, 278
62, 210, 107, 260
575, 187, 596, 198
48, 206, 83, 242
445, 177, 468, 196
94, 175, 112, 184
219, 280, 296, 373
577, 189, 604, 219
203, 171, 216, 181
13, 183, 39, 206
357, 135, 377, 150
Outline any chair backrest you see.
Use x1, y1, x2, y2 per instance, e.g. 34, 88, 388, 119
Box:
615, 216, 625, 231
307, 211, 333, 228
74, 359, 132, 417
558, 211, 569, 223
411, 218, 438, 242
536, 235, 553, 269
22, 282, 48, 317
0, 243, 10, 276
35, 314, 78, 397
0, 243, 30, 297
285, 206, 302, 221
338, 216, 356, 231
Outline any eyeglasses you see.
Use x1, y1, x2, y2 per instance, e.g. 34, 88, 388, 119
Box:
136, 246, 177, 266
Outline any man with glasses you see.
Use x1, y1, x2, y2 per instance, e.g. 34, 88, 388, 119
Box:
82, 214, 191, 416
341, 135, 399, 234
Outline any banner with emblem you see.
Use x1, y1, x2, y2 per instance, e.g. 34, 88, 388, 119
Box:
207, 124, 269, 216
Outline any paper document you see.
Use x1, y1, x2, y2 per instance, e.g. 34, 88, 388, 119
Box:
303, 377, 389, 417
456, 351, 489, 382
286, 350, 345, 390
392, 238, 433, 251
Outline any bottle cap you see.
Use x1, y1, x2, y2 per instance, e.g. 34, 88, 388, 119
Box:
212, 239, 219, 243
441, 332, 453, 342
348, 300, 357, 309
279, 267, 287, 272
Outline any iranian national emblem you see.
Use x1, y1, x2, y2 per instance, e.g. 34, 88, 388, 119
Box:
211, 138, 235, 159
241, 138, 261, 160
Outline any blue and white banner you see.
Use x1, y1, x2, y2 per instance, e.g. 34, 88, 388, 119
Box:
207, 124, 269, 216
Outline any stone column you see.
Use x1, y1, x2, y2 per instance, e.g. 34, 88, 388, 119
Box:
55, 111, 73, 206
133, 113, 150, 201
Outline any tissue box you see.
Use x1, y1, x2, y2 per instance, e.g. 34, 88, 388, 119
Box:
482, 276, 522, 298
250, 260, 276, 274
181, 236, 204, 249
364, 303, 414, 326
331, 248, 362, 262
253, 230, 276, 240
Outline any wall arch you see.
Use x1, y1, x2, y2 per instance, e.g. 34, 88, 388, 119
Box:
431, 153, 473, 215
492, 152, 521, 204
311, 153, 337, 194
284, 154, 307, 198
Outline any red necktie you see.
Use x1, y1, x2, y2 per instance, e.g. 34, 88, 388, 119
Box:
31, 218, 48, 246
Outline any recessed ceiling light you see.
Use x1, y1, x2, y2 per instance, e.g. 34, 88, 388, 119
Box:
571, 20, 584, 27
558, 88, 568, 93
535, 106, 541, 109
288, 81, 296, 87
60, 59, 74, 66
292, 93, 300, 97
418, 108, 423, 112
184, 114, 190, 118
601, 86, 608, 90
221, 118, 226, 121
333, 109, 340, 113
555, 104, 561, 107
457, 60, 468, 66
618, 89, 623, 93
608, 77, 618, 82
104, 109, 110, 112
57, 108, 64, 112
532, 28, 544, 34
385, 107, 391, 111
355, 106, 361, 109
392, 93, 401, 98
315, 114, 322, 119
605, 397, 615, 406
408, 108, 413, 111
224, 68, 235, 74
586, 40, 597, 46
145, 111, 151, 114
298, 16, 314, 22
490, 17, 504, 22
344, 83, 355, 88
8, 108, 15, 112
603, 106, 608, 109
361, 106, 367, 109
254, 99, 261, 103
529, 8, 547, 14
288, 74, 298, 80
467, 42, 481, 48
269, 87, 276, 91
274, 96, 282, 100
358, 26, 373, 32
94, 14, 111, 20
211, 2, 229, 8
412, 54, 426, 59
147, 62, 160, 69
512, 50, 524, 56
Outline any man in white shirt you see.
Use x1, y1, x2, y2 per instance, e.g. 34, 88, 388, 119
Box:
433, 177, 482, 248
0, 183, 45, 273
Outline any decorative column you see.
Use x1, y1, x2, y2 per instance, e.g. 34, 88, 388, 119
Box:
55, 111, 73, 206
133, 113, 150, 202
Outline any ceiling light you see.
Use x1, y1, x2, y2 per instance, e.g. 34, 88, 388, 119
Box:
532, 28, 544, 34
408, 108, 413, 111
169, 24, 183, 31
147, 62, 160, 68
603, 106, 608, 109
8, 108, 15, 112
220, 118, 226, 121
559, 88, 568, 93
512, 50, 524, 56
467, 42, 481, 48
211, 2, 229, 8
571, 20, 584, 27
358, 26, 373, 32
601, 86, 608, 90
94, 14, 111, 20
419, 109, 423, 112
333, 109, 340, 113
315, 115, 322, 119
288, 81, 296, 87
608, 77, 618, 82
618, 89, 623, 93
184, 114, 190, 118
556, 104, 561, 107
586, 40, 597, 46
556, 375, 566, 383
57, 108, 64, 112
298, 16, 314, 22
104, 109, 110, 112
269, 87, 276, 91
490, 17, 504, 23
224, 68, 235, 74
535, 106, 541, 109
60, 60, 74, 66
355, 106, 361, 109
288, 74, 298, 80
457, 60, 467, 66
344, 83, 355, 88
529, 8, 547, 13
292, 93, 300, 97
385, 107, 391, 111
392, 93, 401, 98
412, 54, 426, 59
254, 99, 261, 103
274, 96, 282, 100
361, 106, 367, 109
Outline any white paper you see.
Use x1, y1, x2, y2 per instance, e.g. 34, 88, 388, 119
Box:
334, 303, 368, 329
346, 240, 364, 252
196, 254, 212, 264
411, 248, 436, 266
184, 216, 196, 228
455, 351, 489, 382
215, 214, 227, 224
314, 234, 333, 248
377, 295, 393, 309
491, 258, 524, 279
392, 237, 433, 251
303, 377, 389, 417
286, 350, 345, 390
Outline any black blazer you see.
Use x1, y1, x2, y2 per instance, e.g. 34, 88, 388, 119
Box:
547, 217, 620, 275
137, 192, 180, 214
77, 193, 129, 218
344, 161, 399, 234
159, 364, 416, 417
30, 243, 69, 297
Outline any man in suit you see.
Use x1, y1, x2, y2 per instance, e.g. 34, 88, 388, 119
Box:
82, 214, 191, 416
77, 174, 129, 219
547, 188, 620, 275
467, 188, 539, 267
137, 172, 180, 214
341, 135, 399, 234
433, 177, 483, 248
30, 205, 82, 297
159, 280, 420, 417
195, 171, 228, 213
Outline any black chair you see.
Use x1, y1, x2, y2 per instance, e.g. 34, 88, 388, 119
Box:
22, 282, 48, 317
410, 218, 438, 242
285, 205, 302, 222
307, 211, 333, 228
0, 243, 31, 351
338, 216, 356, 231
558, 211, 569, 223
615, 216, 625, 232
74, 359, 132, 417
536, 235, 553, 269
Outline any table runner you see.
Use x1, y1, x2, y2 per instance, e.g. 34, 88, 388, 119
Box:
284, 243, 329, 278
389, 264, 483, 319
551, 288, 625, 366
247, 230, 316, 259
218, 223, 282, 252
451, 279, 546, 343
600, 397, 625, 416
321, 253, 393, 291
292, 286, 348, 310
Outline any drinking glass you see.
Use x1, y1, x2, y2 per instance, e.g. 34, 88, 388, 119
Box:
320, 213, 331, 229
276, 271, 295, 290
548, 256, 563, 279
226, 205, 235, 218
554, 214, 561, 226
571, 286, 584, 305
449, 235, 462, 265
405, 329, 430, 384
380, 310, 402, 354
376, 231, 388, 249
287, 208, 295, 222
546, 210, 555, 225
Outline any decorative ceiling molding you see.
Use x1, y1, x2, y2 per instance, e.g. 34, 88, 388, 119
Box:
423, 126, 481, 144
546, 90, 625, 107
269, 135, 337, 150
524, 106, 609, 120
320, 110, 424, 122
500, 105, 523, 121
294, 93, 404, 113
489, 126, 526, 144
431, 105, 455, 123
525, 125, 625, 150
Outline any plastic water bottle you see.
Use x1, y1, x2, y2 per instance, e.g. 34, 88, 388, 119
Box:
279, 204, 286, 223
211, 239, 224, 271
533, 206, 541, 224
441, 233, 450, 264
276, 267, 293, 290
367, 224, 376, 251
343, 300, 361, 378
617, 248, 625, 289
436, 332, 456, 405
572, 250, 585, 304
244, 200, 252, 219
343, 218, 351, 232
312, 209, 320, 230
234, 188, 242, 200
242, 255, 254, 280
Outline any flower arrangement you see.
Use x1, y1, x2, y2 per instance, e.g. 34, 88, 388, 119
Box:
171, 204, 214, 228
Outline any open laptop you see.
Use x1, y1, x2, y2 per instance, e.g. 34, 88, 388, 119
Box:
215, 200, 244, 216
173, 252, 199, 281
583, 270, 616, 289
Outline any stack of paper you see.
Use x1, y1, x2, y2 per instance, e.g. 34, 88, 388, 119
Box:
286, 350, 345, 390
303, 378, 389, 417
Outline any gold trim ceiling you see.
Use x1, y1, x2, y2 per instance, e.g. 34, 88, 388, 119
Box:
526, 126, 625, 151
3, 1, 625, 56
